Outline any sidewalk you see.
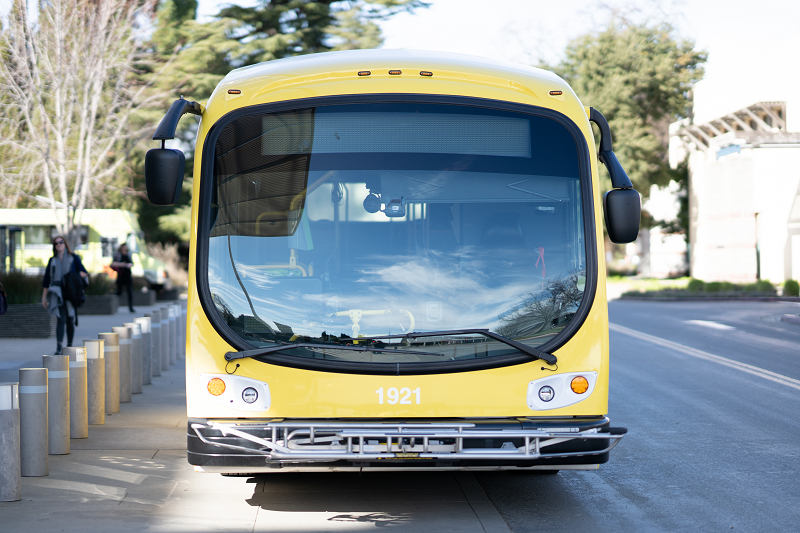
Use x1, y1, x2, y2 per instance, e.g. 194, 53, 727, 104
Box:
0, 303, 175, 382
0, 303, 510, 533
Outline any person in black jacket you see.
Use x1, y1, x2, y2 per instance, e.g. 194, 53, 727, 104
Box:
112, 243, 135, 312
42, 236, 88, 355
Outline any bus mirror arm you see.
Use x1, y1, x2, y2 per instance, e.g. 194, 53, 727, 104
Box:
144, 98, 202, 206
589, 108, 633, 190
589, 108, 641, 243
153, 97, 203, 142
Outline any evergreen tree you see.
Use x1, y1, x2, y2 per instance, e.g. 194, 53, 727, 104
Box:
551, 18, 706, 196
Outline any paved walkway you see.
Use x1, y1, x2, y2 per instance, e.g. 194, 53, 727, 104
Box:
0, 302, 509, 532
0, 303, 175, 382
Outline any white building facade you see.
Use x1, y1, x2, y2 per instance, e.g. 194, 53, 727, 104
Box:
670, 100, 800, 283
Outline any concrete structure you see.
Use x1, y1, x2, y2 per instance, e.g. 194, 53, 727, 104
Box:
670, 101, 800, 282
83, 339, 105, 425
124, 322, 143, 394
113, 326, 132, 403
134, 317, 152, 385
98, 332, 120, 414
670, 46, 800, 284
19, 368, 48, 475
146, 311, 162, 377
0, 382, 21, 501
64, 347, 88, 439
42, 356, 69, 455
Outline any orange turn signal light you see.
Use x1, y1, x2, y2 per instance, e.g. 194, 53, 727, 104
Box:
389, 70, 402, 75
207, 378, 226, 396
420, 71, 433, 77
570, 376, 589, 394
228, 89, 241, 94
358, 71, 371, 76
549, 90, 563, 96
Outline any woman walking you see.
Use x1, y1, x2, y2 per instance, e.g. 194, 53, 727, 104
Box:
42, 236, 88, 355
112, 243, 135, 312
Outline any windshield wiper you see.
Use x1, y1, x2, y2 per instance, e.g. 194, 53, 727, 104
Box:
225, 342, 443, 362
345, 329, 558, 365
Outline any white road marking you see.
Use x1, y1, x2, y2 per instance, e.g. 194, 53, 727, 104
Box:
610, 323, 800, 391
684, 320, 735, 331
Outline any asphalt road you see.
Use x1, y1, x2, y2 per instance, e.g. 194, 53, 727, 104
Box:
478, 299, 800, 532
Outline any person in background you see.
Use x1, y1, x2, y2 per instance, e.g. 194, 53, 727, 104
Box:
42, 236, 89, 355
112, 243, 135, 313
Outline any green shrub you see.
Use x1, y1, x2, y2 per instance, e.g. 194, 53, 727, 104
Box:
742, 283, 758, 292
719, 282, 735, 291
687, 279, 705, 292
85, 273, 115, 296
0, 271, 43, 304
704, 281, 722, 292
755, 280, 775, 293
785, 279, 800, 297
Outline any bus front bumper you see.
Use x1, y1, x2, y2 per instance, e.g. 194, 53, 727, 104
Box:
187, 417, 626, 472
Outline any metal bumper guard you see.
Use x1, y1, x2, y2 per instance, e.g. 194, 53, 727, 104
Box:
190, 419, 626, 462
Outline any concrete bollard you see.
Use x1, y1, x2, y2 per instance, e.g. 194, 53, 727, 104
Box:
169, 305, 178, 365
177, 302, 186, 360
98, 333, 120, 414
83, 340, 105, 425
0, 382, 21, 501
181, 301, 188, 359
124, 323, 143, 394
134, 317, 152, 385
159, 308, 170, 371
146, 311, 162, 377
42, 356, 69, 455
112, 326, 132, 403
19, 368, 49, 475
63, 347, 88, 439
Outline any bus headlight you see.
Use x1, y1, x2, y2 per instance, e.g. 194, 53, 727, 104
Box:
242, 387, 258, 404
538, 386, 555, 402
200, 374, 270, 412
527, 371, 597, 411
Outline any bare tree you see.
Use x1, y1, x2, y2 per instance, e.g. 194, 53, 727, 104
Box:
0, 0, 171, 247
496, 272, 584, 339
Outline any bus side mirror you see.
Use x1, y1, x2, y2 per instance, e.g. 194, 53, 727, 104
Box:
603, 188, 641, 243
145, 148, 185, 205
145, 97, 202, 206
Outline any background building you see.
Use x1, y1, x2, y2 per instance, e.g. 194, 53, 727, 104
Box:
669, 46, 800, 283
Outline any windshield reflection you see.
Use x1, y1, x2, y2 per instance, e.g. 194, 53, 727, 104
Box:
205, 103, 587, 365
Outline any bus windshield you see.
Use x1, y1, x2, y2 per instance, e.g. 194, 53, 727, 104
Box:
205, 102, 588, 367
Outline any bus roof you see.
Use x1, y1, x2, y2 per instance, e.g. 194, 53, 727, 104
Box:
204, 49, 587, 123
222, 49, 563, 86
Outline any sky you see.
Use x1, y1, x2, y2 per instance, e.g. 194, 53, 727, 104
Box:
193, 0, 800, 81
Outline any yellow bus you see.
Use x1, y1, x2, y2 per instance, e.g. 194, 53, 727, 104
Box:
145, 50, 640, 474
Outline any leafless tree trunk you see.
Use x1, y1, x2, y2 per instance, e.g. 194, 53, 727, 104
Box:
0, 0, 171, 248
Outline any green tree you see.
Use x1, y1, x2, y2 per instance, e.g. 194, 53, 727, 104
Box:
551, 18, 706, 196
217, 1, 428, 67
135, 0, 427, 250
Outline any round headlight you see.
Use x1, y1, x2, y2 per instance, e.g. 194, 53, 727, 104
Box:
242, 387, 258, 404
538, 385, 555, 402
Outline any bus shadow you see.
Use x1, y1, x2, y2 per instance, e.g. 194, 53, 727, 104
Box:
243, 471, 473, 528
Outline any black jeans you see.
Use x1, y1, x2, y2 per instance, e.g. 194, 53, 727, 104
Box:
56, 302, 74, 347
117, 280, 134, 310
